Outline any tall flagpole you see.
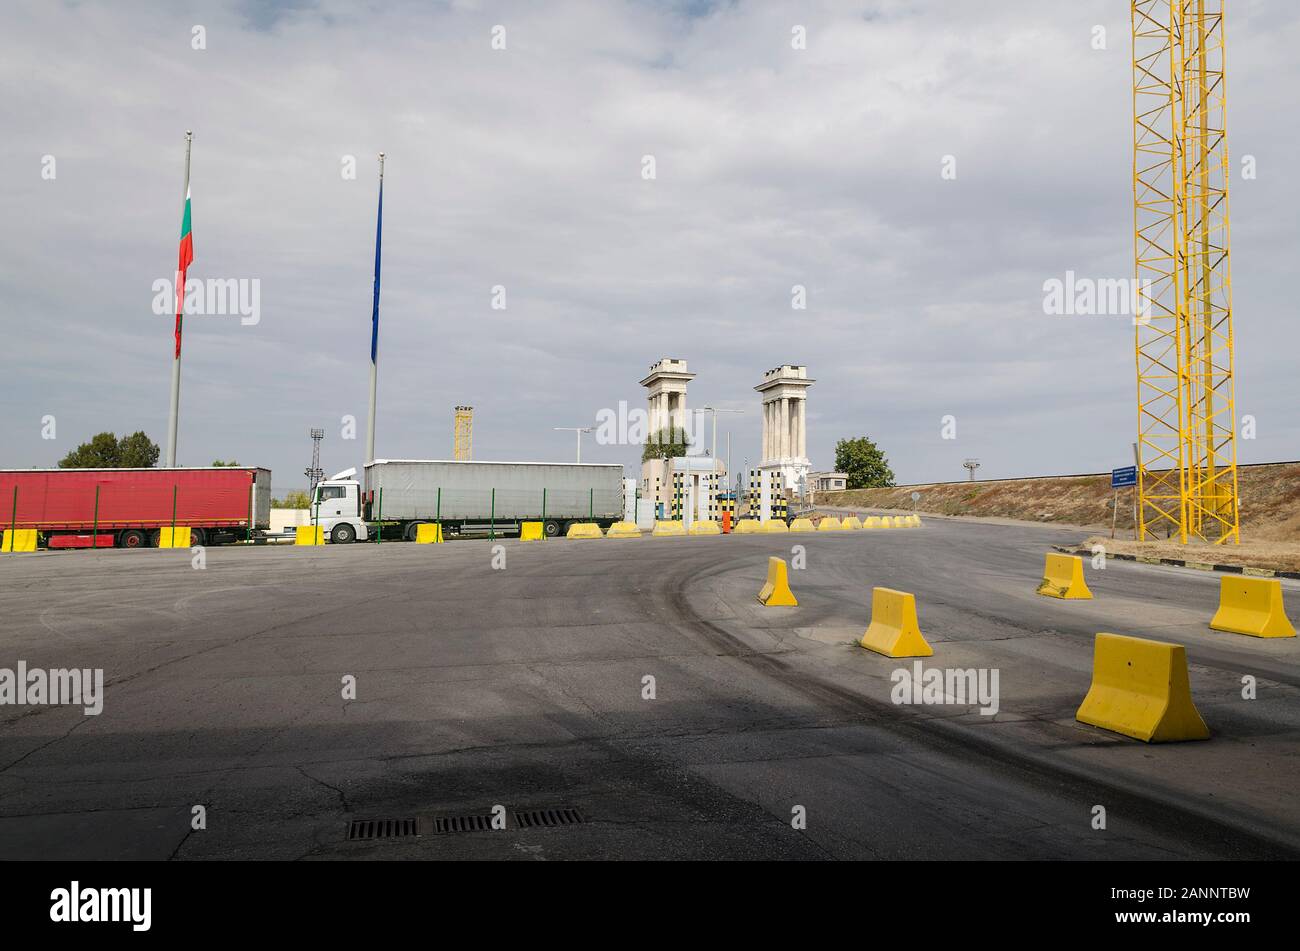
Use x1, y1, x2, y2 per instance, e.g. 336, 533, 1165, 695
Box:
165, 130, 193, 468
366, 152, 384, 466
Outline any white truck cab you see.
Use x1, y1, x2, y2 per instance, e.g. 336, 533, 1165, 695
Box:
311, 469, 368, 542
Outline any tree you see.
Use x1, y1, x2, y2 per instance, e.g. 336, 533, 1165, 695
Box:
272, 490, 312, 509
641, 426, 690, 462
834, 436, 895, 489
58, 431, 160, 469
211, 459, 240, 467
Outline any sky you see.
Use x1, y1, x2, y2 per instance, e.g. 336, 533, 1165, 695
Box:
2, 0, 1296, 494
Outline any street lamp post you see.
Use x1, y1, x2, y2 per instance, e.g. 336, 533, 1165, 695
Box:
554, 427, 594, 463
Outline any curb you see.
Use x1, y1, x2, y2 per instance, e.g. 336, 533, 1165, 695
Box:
1053, 544, 1300, 581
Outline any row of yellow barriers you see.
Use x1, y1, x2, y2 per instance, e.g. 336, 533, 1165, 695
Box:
756, 551, 1295, 744
530, 513, 923, 541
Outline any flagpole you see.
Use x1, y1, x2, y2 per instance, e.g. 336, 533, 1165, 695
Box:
365, 152, 384, 466
165, 130, 193, 468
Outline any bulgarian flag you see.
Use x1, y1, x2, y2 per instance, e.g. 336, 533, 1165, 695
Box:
174, 186, 194, 358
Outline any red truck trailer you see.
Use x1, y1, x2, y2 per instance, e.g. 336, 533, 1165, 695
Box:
0, 467, 272, 549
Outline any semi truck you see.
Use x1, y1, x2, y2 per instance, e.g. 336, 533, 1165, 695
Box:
310, 459, 625, 542
0, 467, 272, 549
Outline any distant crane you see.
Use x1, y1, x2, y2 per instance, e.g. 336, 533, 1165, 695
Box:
1131, 0, 1239, 544
453, 406, 473, 461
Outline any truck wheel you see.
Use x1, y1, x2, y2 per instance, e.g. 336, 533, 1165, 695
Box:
331, 524, 356, 544
404, 522, 423, 542
120, 529, 147, 549
147, 530, 161, 548
190, 527, 206, 547
543, 520, 562, 538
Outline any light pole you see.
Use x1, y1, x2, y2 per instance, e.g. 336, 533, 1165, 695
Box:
700, 406, 743, 484
554, 427, 593, 463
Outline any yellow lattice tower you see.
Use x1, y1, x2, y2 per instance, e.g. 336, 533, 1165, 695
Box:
453, 406, 473, 461
1131, 0, 1239, 544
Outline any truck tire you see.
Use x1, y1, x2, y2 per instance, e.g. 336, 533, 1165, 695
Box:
331, 523, 356, 544
190, 527, 206, 547
403, 522, 423, 542
543, 519, 562, 538
119, 529, 147, 549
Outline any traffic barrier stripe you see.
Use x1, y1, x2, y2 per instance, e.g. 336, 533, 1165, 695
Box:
757, 556, 798, 606
295, 525, 325, 546
651, 520, 686, 537
566, 522, 604, 539
817, 517, 843, 531
860, 587, 933, 657
2, 529, 38, 553
159, 527, 191, 548
789, 517, 815, 533
1075, 632, 1210, 742
607, 521, 642, 538
1036, 553, 1092, 600
416, 523, 444, 544
1209, 577, 1296, 638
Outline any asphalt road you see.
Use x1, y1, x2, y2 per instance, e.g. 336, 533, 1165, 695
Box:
1, 518, 1297, 860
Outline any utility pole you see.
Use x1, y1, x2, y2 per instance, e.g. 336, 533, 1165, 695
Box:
963, 458, 981, 482
554, 427, 593, 463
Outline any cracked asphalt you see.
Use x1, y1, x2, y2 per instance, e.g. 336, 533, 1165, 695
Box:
1, 518, 1297, 860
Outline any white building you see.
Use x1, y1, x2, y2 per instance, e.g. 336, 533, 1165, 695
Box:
756, 364, 814, 497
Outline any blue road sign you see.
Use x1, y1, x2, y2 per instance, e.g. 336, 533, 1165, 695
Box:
1111, 466, 1137, 489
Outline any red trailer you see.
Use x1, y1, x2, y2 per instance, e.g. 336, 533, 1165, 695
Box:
0, 467, 272, 549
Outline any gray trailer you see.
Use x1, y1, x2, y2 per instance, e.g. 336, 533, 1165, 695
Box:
320, 459, 624, 540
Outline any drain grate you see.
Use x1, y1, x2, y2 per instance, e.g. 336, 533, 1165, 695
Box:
514, 806, 584, 829
347, 817, 420, 841
431, 813, 495, 835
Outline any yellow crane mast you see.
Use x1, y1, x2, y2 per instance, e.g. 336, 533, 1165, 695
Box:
1131, 0, 1240, 544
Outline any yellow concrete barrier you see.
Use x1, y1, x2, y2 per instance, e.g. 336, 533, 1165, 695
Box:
763, 520, 789, 533
566, 522, 604, 539
910, 515, 923, 527
789, 517, 815, 533
606, 521, 642, 538
688, 520, 721, 535
1209, 577, 1296, 638
295, 525, 325, 546
652, 520, 686, 537
159, 527, 191, 548
817, 517, 843, 532
863, 517, 882, 529
519, 521, 544, 541
2, 529, 38, 552
757, 556, 798, 606
416, 523, 444, 544
1036, 553, 1092, 599
1075, 633, 1210, 742
841, 516, 863, 530
734, 519, 763, 534
860, 587, 933, 657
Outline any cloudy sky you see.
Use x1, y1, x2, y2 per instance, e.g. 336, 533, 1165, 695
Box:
2, 0, 1296, 492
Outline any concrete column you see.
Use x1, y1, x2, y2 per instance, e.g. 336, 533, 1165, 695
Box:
790, 400, 800, 459
779, 399, 789, 459
762, 402, 771, 462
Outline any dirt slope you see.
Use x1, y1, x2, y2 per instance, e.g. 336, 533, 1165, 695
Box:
820, 461, 1300, 541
